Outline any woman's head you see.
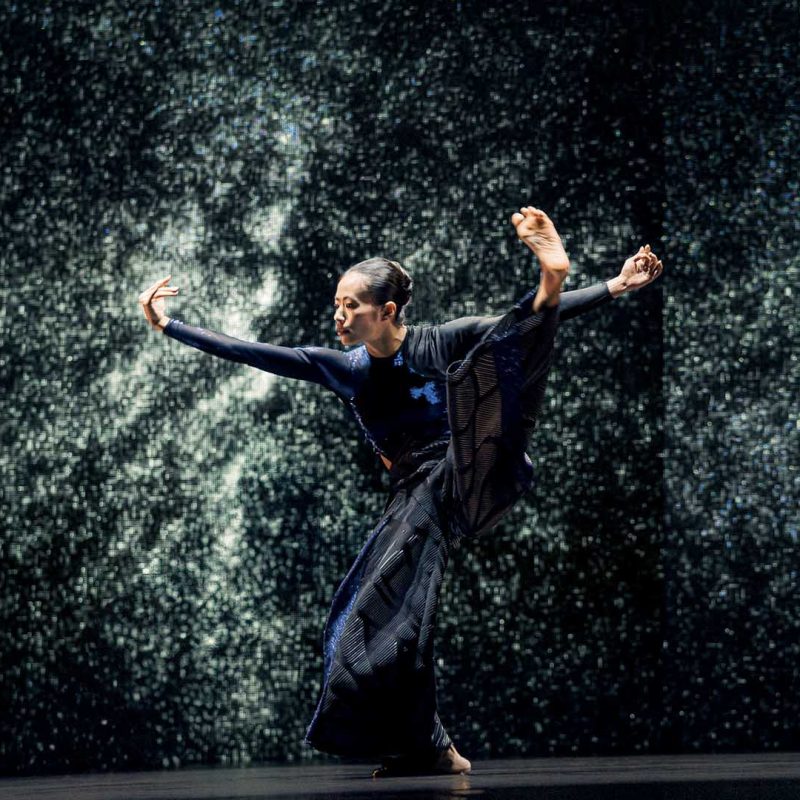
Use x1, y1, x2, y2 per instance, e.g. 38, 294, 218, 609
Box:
333, 257, 413, 346
342, 257, 413, 323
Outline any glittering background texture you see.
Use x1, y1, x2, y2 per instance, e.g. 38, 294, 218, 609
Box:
661, 5, 799, 751
1, 0, 797, 776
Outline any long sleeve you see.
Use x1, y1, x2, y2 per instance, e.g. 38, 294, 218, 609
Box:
163, 318, 353, 393
408, 281, 615, 376
558, 282, 614, 321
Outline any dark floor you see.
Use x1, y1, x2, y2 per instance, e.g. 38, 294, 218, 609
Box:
1, 753, 799, 800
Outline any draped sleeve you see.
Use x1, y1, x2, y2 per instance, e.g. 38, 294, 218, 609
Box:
405, 281, 613, 376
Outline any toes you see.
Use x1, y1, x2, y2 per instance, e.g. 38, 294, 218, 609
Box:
520, 206, 546, 220
517, 205, 550, 227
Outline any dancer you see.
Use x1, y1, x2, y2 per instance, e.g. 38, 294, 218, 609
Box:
138, 207, 662, 776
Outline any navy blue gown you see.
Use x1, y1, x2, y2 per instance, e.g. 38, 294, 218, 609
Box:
163, 282, 613, 761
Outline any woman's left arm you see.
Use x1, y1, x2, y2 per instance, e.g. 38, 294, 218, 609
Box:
558, 283, 614, 321
561, 245, 663, 321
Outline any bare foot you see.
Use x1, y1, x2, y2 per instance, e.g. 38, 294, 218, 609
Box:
371, 744, 472, 778
433, 744, 472, 774
510, 206, 570, 312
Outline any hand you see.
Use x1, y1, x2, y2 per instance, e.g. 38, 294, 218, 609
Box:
138, 275, 179, 331
616, 245, 663, 294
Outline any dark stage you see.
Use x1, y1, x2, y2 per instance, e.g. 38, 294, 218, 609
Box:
1, 754, 799, 800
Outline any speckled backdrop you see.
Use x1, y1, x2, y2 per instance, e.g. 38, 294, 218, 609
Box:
1, 0, 797, 776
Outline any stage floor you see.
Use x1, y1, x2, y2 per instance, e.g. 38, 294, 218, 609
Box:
1, 753, 799, 800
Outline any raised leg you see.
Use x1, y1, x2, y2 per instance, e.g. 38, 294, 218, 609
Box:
511, 206, 570, 312
445, 291, 560, 539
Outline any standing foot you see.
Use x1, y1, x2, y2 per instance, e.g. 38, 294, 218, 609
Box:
433, 743, 472, 774
510, 206, 570, 312
371, 744, 472, 777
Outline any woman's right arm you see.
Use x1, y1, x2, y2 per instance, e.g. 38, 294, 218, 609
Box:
162, 318, 333, 384
138, 275, 346, 388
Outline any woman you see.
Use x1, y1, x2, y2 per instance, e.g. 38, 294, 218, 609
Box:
138, 207, 662, 776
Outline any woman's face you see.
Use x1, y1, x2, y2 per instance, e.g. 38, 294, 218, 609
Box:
333, 272, 387, 346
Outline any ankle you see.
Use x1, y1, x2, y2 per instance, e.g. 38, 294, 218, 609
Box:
532, 286, 562, 313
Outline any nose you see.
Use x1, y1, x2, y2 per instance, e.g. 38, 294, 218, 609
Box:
334, 308, 345, 324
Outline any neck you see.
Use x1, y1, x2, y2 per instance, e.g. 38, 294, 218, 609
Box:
365, 324, 408, 358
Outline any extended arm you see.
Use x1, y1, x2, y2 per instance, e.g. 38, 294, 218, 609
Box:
558, 282, 614, 321
138, 274, 352, 391
163, 319, 337, 386
509, 206, 663, 319
557, 249, 665, 320
418, 279, 615, 372
561, 242, 663, 317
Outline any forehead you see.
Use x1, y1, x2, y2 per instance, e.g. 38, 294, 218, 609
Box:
335, 272, 369, 299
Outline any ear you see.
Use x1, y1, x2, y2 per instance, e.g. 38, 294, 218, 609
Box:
382, 301, 397, 320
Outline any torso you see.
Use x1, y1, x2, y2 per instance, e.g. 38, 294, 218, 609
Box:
343, 328, 451, 466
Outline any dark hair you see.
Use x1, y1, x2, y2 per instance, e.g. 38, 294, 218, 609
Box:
341, 257, 413, 323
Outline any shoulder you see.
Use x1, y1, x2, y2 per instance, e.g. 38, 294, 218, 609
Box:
295, 344, 349, 367
295, 344, 360, 396
343, 344, 370, 371
434, 315, 501, 340
422, 314, 501, 350
405, 321, 482, 377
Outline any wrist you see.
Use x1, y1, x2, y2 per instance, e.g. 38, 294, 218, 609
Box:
606, 276, 629, 298
155, 316, 171, 332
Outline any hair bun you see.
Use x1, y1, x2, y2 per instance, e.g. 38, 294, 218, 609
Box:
388, 260, 413, 303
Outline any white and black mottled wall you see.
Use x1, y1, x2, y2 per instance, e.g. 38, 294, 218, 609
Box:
1, 0, 797, 775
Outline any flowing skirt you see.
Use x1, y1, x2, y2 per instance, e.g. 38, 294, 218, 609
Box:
304, 293, 560, 760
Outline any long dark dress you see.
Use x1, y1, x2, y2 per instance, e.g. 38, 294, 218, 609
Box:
163, 281, 613, 760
